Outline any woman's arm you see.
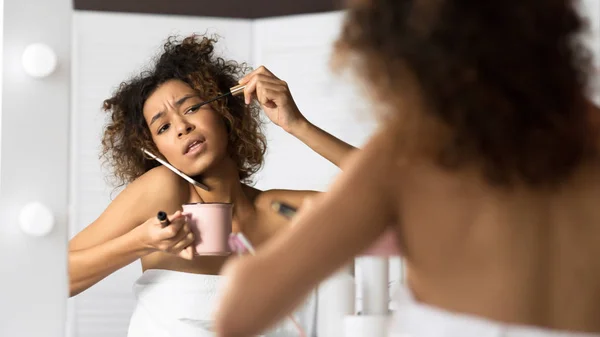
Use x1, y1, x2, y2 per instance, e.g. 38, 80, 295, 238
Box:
240, 66, 357, 168
69, 228, 149, 297
287, 118, 357, 168
68, 166, 192, 297
214, 125, 397, 337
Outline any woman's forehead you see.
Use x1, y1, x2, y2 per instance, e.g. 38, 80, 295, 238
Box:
143, 80, 197, 111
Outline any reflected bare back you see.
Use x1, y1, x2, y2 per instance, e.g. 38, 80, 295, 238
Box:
393, 151, 600, 331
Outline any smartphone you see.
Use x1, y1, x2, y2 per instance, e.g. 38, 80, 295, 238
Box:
228, 233, 256, 255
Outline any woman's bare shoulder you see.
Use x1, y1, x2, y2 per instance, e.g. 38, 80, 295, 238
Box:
122, 165, 191, 210
242, 185, 319, 213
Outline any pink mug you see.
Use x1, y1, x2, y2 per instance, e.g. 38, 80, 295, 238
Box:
182, 202, 233, 256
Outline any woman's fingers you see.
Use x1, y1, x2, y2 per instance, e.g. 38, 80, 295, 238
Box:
243, 74, 286, 105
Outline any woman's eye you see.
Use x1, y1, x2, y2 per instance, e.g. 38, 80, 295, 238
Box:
186, 103, 203, 114
157, 124, 170, 134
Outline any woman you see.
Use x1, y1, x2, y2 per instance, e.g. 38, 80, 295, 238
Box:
215, 1, 600, 336
68, 35, 356, 336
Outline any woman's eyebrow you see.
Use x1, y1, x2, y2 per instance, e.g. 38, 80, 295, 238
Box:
149, 94, 200, 126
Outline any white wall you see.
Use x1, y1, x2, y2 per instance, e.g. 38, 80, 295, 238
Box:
589, 0, 599, 104
579, 0, 600, 104
70, 11, 252, 337
0, 0, 71, 336
252, 12, 376, 192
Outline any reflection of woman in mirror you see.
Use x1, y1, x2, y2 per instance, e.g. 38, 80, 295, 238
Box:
215, 0, 600, 336
68, 35, 356, 336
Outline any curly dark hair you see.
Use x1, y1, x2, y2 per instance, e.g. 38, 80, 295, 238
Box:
335, 0, 598, 187
101, 35, 266, 188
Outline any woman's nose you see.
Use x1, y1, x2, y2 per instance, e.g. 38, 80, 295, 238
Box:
176, 121, 195, 138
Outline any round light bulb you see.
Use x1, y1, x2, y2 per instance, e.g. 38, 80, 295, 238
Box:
19, 202, 55, 237
22, 43, 58, 78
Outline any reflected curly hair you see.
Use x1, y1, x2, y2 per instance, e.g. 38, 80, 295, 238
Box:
101, 35, 266, 188
335, 0, 597, 187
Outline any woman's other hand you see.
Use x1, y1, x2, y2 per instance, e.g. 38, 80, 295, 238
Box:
133, 210, 195, 260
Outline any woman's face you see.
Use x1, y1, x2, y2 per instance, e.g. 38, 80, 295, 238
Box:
143, 79, 229, 176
